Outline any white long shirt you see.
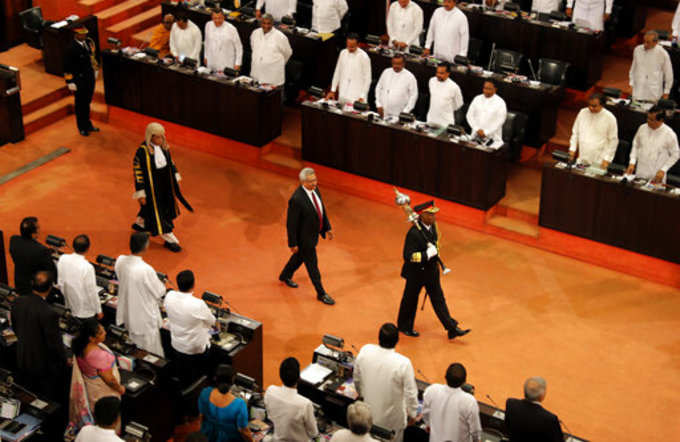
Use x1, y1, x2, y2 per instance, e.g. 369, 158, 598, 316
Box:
629, 44, 673, 102
329, 430, 378, 442
250, 27, 292, 86
387, 1, 424, 47
566, 0, 613, 32
75, 425, 124, 442
256, 0, 297, 22
163, 290, 216, 355
170, 20, 202, 61
114, 255, 165, 337
427, 76, 463, 126
264, 385, 319, 441
204, 21, 243, 72
673, 2, 680, 38
569, 107, 618, 165
331, 48, 372, 104
353, 344, 419, 434
630, 123, 680, 181
312, 0, 348, 34
532, 0, 560, 13
375, 68, 418, 118
425, 7, 469, 61
57, 253, 101, 319
466, 93, 507, 143
423, 384, 482, 442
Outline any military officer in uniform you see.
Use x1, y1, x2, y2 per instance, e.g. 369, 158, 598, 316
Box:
64, 27, 98, 136
397, 201, 470, 339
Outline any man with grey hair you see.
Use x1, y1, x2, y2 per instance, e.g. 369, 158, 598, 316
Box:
629, 31, 673, 102
505, 377, 563, 442
329, 402, 377, 442
278, 167, 335, 305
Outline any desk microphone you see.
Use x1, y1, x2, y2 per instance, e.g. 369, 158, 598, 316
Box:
485, 393, 499, 408
351, 344, 360, 354
416, 368, 430, 383
559, 419, 573, 436
528, 59, 538, 81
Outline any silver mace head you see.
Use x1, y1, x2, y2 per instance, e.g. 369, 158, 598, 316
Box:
393, 187, 411, 206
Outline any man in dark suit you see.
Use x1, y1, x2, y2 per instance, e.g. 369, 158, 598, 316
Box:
64, 26, 98, 137
505, 377, 564, 442
279, 167, 335, 305
11, 271, 68, 402
9, 217, 57, 295
397, 201, 469, 339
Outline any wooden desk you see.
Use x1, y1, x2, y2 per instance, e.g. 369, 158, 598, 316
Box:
42, 15, 100, 77
0, 65, 24, 145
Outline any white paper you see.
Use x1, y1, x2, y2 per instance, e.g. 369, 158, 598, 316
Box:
1, 401, 17, 419
300, 363, 333, 385
30, 398, 48, 410
51, 21, 68, 29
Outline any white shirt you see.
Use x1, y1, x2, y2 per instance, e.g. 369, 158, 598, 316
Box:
387, 1, 424, 47
331, 48, 372, 104
170, 20, 202, 62
57, 253, 101, 319
422, 384, 482, 442
264, 385, 319, 441
425, 7, 469, 61
114, 255, 165, 337
75, 425, 124, 442
353, 344, 419, 433
204, 20, 243, 72
163, 290, 216, 355
630, 122, 680, 181
312, 0, 348, 34
466, 93, 507, 143
329, 430, 378, 442
375, 68, 418, 118
569, 107, 618, 165
250, 27, 293, 86
629, 44, 673, 102
302, 186, 324, 216
531, 0, 560, 13
566, 0, 613, 32
673, 2, 680, 38
256, 0, 297, 22
427, 77, 463, 126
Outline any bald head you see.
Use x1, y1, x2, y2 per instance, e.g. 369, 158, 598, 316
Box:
524, 377, 547, 402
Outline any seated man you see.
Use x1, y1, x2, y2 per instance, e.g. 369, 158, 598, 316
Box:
569, 93, 618, 168
426, 62, 463, 127
149, 14, 174, 58
312, 0, 348, 34
327, 33, 371, 105
375, 53, 418, 119
505, 377, 564, 442
629, 31, 673, 102
466, 80, 507, 144
627, 106, 680, 183
75, 396, 124, 441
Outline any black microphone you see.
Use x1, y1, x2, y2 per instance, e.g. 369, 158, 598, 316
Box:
416, 368, 430, 382
559, 419, 573, 436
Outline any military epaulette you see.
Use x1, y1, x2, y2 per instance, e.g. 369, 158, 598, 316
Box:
64, 73, 73, 81
410, 252, 422, 263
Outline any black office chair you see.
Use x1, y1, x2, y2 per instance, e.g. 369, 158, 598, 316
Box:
490, 48, 523, 75
19, 7, 46, 50
413, 91, 429, 122
611, 139, 632, 170
284, 59, 305, 104
367, 78, 379, 112
468, 37, 486, 66
502, 110, 528, 161
295, 2, 312, 29
169, 374, 207, 425
455, 103, 470, 132
537, 58, 570, 87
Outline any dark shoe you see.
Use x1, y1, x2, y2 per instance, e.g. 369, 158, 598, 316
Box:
131, 223, 146, 232
448, 326, 471, 340
279, 278, 298, 288
79, 130, 89, 136
317, 293, 335, 305
399, 329, 420, 337
164, 241, 182, 252
88, 126, 100, 132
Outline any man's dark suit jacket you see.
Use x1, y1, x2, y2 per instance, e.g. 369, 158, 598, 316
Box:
11, 293, 67, 376
286, 186, 331, 248
505, 398, 564, 442
9, 235, 56, 295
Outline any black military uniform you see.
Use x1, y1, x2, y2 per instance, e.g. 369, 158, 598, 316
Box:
396, 201, 469, 339
64, 27, 97, 136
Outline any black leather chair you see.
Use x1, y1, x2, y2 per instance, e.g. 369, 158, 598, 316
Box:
502, 110, 528, 161
284, 59, 305, 104
611, 139, 632, 168
169, 374, 208, 425
537, 58, 570, 87
454, 103, 470, 132
413, 91, 429, 122
19, 7, 46, 50
490, 48, 523, 75
468, 37, 485, 66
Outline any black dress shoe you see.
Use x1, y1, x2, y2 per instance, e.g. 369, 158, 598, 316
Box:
79, 130, 89, 136
317, 293, 335, 305
399, 329, 420, 337
131, 223, 146, 232
88, 126, 100, 132
279, 278, 298, 288
164, 241, 182, 252
448, 326, 471, 340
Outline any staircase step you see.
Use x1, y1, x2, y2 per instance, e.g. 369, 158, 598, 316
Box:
131, 25, 155, 47
96, 0, 160, 28
22, 87, 70, 115
78, 0, 121, 14
23, 97, 73, 135
105, 5, 162, 45
487, 215, 540, 238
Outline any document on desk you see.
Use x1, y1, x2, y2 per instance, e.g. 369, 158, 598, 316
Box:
301, 363, 333, 386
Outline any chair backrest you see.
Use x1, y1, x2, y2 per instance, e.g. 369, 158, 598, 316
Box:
454, 103, 469, 131
502, 111, 518, 143
491, 49, 523, 74
503, 110, 528, 161
537, 58, 569, 87
468, 37, 485, 66
612, 140, 632, 166
19, 7, 44, 32
413, 91, 429, 122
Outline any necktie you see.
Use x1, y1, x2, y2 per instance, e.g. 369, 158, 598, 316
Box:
311, 192, 323, 232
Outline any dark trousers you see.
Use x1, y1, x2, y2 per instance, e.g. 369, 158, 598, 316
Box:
397, 273, 458, 332
74, 77, 95, 131
173, 347, 209, 389
279, 245, 325, 296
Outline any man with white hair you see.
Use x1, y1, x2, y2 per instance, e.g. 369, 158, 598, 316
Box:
629, 31, 673, 102
278, 167, 335, 305
505, 377, 564, 442
329, 402, 377, 442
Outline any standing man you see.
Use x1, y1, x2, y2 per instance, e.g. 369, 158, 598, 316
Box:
57, 234, 102, 320
204, 9, 243, 72
312, 0, 349, 34
566, 0, 612, 32
327, 33, 372, 104
397, 201, 470, 339
9, 217, 56, 295
531, 0, 560, 13
64, 27, 98, 137
568, 93, 618, 168
386, 0, 424, 49
673, 2, 680, 40
426, 62, 464, 127
278, 167, 335, 306
256, 0, 297, 22
626, 106, 680, 183
505, 377, 564, 442
170, 14, 202, 62
149, 14, 175, 58
250, 14, 293, 87
424, 0, 469, 62
354, 323, 419, 442
629, 31, 673, 102
466, 80, 507, 145
132, 122, 192, 253
375, 53, 418, 119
